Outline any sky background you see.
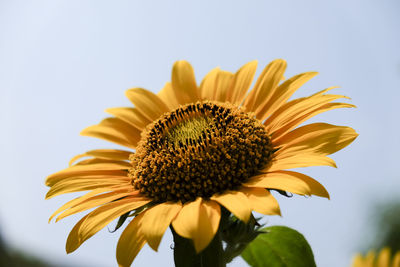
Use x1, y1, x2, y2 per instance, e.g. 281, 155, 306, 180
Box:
0, 0, 399, 266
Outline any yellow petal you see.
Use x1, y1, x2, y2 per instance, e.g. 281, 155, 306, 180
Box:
81, 118, 141, 149
172, 198, 221, 253
392, 251, 400, 267
95, 117, 142, 143
201, 200, 221, 244
244, 172, 309, 196
46, 170, 127, 187
48, 187, 131, 222
157, 82, 180, 110
66, 196, 150, 253
105, 107, 151, 131
125, 88, 170, 121
172, 198, 201, 240
171, 60, 199, 104
265, 89, 353, 137
268, 154, 337, 171
274, 123, 358, 158
227, 60, 258, 104
116, 212, 146, 267
46, 170, 127, 188
256, 71, 318, 120
214, 70, 234, 102
244, 171, 330, 198
141, 202, 182, 251
377, 248, 391, 267
46, 178, 129, 199
351, 254, 364, 267
265, 89, 341, 126
56, 189, 138, 222
46, 162, 129, 186
211, 191, 251, 223
309, 86, 341, 97
271, 102, 356, 142
244, 59, 286, 113
73, 158, 129, 167
80, 126, 133, 149
66, 213, 90, 253
241, 187, 281, 215
71, 158, 125, 166
69, 149, 131, 166
365, 251, 376, 266
199, 67, 220, 101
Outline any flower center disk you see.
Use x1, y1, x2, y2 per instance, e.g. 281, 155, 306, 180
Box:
129, 102, 273, 203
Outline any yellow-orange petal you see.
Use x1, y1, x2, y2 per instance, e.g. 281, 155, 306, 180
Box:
49, 188, 108, 222
69, 149, 131, 166
55, 189, 137, 222
157, 82, 180, 111
172, 198, 221, 253
241, 187, 281, 215
171, 60, 199, 104
46, 162, 129, 186
140, 202, 182, 251
214, 70, 234, 102
275, 123, 358, 151
66, 213, 90, 254
211, 191, 251, 223
377, 247, 391, 267
201, 200, 221, 243
125, 88, 170, 121
243, 59, 287, 113
172, 199, 201, 242
66, 197, 150, 253
244, 172, 309, 196
45, 178, 130, 199
81, 118, 141, 149
105, 107, 151, 131
265, 88, 341, 126
265, 89, 352, 137
268, 154, 337, 171
365, 251, 376, 266
244, 171, 329, 198
351, 254, 364, 267
72, 158, 127, 166
199, 67, 220, 100
392, 251, 400, 267
95, 117, 142, 143
256, 71, 317, 120
116, 212, 147, 267
273, 102, 355, 142
274, 123, 358, 159
227, 60, 258, 105
46, 172, 128, 189
48, 187, 130, 222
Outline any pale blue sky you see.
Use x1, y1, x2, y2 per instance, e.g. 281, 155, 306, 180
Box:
0, 1, 399, 266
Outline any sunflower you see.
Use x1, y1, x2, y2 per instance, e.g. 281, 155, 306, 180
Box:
46, 59, 357, 266
352, 248, 400, 267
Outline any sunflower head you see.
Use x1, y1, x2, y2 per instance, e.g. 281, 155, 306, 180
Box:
130, 101, 274, 203
352, 248, 400, 267
45, 59, 358, 267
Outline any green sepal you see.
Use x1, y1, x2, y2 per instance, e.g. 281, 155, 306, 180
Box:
221, 213, 263, 263
110, 211, 130, 233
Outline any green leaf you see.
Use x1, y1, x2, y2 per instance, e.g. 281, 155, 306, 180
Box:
241, 226, 316, 267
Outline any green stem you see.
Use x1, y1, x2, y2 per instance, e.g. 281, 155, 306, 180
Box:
171, 226, 225, 267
